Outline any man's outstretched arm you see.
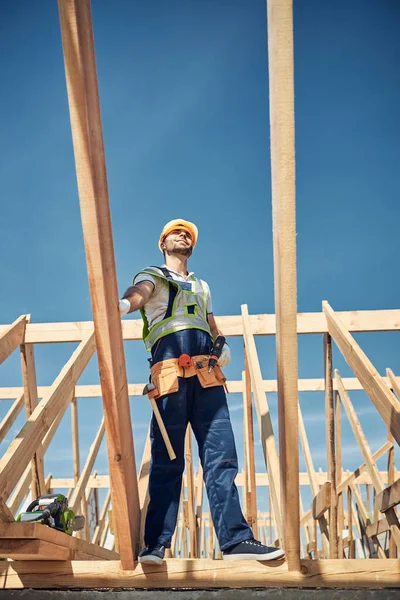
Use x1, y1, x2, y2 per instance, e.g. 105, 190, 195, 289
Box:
119, 281, 154, 314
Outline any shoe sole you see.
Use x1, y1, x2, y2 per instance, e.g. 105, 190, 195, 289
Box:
138, 555, 164, 565
223, 548, 285, 561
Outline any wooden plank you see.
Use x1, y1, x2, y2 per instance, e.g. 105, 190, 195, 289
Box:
387, 427, 397, 558
20, 327, 46, 499
69, 418, 105, 513
2, 374, 400, 399
267, 0, 299, 570
92, 490, 111, 545
0, 394, 24, 443
58, 0, 140, 568
7, 389, 75, 516
194, 465, 203, 558
375, 478, 400, 513
0, 334, 95, 505
0, 538, 72, 561
336, 371, 400, 551
0, 315, 26, 365
0, 523, 118, 561
387, 368, 400, 400
0, 559, 399, 589
312, 482, 331, 520
1, 308, 396, 344
243, 354, 257, 536
324, 301, 400, 445
351, 483, 385, 559
324, 333, 337, 558
366, 516, 390, 538
337, 442, 393, 494
138, 430, 151, 549
241, 305, 283, 545
185, 425, 197, 557
298, 406, 330, 556
335, 391, 345, 558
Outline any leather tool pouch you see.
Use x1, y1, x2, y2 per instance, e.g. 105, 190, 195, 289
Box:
150, 361, 179, 398
195, 364, 226, 389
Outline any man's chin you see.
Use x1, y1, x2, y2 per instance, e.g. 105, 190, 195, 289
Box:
173, 246, 192, 257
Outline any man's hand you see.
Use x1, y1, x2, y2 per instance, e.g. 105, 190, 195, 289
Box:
119, 281, 155, 315
218, 343, 231, 368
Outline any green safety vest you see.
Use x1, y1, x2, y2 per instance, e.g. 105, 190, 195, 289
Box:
134, 266, 212, 350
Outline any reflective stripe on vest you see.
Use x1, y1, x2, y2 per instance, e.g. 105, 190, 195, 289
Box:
134, 266, 212, 350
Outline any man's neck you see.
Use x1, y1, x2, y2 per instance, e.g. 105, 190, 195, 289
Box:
164, 254, 189, 277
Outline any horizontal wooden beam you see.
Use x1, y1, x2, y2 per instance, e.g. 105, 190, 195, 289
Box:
1, 375, 400, 399
1, 309, 399, 344
0, 538, 72, 561
0, 559, 399, 589
375, 478, 400, 513
48, 470, 390, 491
312, 481, 331, 520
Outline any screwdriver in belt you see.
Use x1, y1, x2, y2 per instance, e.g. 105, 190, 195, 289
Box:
208, 335, 226, 373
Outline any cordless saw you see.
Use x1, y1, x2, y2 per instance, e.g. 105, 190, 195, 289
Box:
17, 493, 85, 535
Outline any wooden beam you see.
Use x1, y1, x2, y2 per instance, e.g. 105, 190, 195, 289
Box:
0, 315, 26, 365
335, 391, 345, 558
20, 326, 46, 499
92, 490, 111, 545
69, 418, 105, 513
0, 394, 24, 443
0, 523, 118, 561
242, 355, 257, 536
1, 308, 397, 344
0, 538, 73, 561
194, 465, 203, 558
298, 405, 330, 556
0, 559, 399, 588
375, 478, 400, 513
267, 0, 299, 570
336, 371, 400, 551
241, 304, 283, 545
0, 334, 95, 511
324, 301, 400, 445
58, 0, 140, 568
387, 427, 397, 558
138, 431, 151, 549
324, 333, 337, 558
312, 482, 331, 520
387, 368, 400, 400
365, 516, 390, 538
3, 374, 400, 399
185, 426, 197, 558
337, 442, 393, 494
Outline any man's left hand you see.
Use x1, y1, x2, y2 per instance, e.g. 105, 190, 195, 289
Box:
218, 343, 231, 368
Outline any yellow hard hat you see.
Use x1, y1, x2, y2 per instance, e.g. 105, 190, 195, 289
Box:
158, 219, 198, 251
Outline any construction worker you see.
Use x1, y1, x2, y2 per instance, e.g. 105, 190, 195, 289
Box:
119, 219, 285, 564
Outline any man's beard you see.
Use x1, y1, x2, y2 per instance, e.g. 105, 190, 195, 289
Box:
165, 243, 192, 258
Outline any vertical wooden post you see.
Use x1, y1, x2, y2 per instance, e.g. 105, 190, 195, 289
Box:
267, 0, 300, 570
347, 487, 354, 558
185, 426, 197, 557
324, 333, 337, 558
335, 391, 344, 558
387, 428, 397, 558
243, 351, 258, 536
71, 396, 85, 540
20, 320, 45, 499
58, 0, 140, 567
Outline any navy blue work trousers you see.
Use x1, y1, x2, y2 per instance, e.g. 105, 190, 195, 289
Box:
144, 329, 253, 551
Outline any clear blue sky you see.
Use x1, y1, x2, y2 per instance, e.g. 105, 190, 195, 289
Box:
0, 0, 399, 517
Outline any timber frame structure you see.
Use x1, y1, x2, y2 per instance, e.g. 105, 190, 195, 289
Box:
0, 0, 399, 591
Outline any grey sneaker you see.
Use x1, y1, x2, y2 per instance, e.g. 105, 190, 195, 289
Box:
138, 544, 165, 564
223, 539, 285, 561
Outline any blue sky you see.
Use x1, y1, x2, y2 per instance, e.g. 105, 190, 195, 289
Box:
0, 0, 399, 521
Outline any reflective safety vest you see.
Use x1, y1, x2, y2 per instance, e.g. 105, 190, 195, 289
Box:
134, 266, 212, 350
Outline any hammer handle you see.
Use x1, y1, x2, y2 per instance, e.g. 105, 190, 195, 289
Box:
149, 397, 176, 460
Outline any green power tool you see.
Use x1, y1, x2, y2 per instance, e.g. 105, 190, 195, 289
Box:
17, 493, 85, 535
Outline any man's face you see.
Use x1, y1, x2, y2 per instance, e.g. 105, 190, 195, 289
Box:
162, 228, 193, 257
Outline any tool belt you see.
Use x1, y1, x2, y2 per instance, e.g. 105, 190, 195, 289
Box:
147, 354, 226, 400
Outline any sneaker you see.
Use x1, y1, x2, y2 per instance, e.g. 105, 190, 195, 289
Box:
138, 544, 165, 564
223, 539, 285, 561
